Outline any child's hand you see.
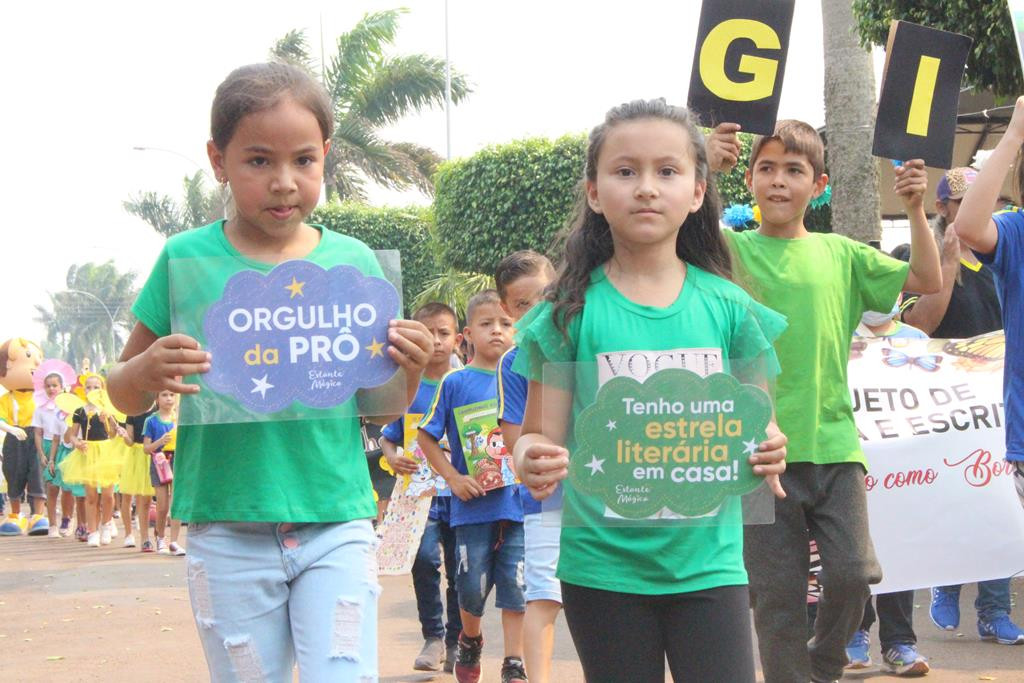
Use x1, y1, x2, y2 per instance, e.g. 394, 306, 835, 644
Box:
76, 440, 88, 453
128, 333, 211, 395
707, 122, 742, 174
447, 473, 486, 502
386, 320, 432, 372
1007, 96, 1024, 144
893, 159, 927, 209
385, 450, 420, 475
940, 221, 961, 270
751, 421, 787, 499
48, 459, 56, 476
520, 442, 569, 501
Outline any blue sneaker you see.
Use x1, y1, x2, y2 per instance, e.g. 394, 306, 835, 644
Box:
930, 587, 960, 630
28, 514, 49, 536
883, 644, 930, 676
978, 615, 1024, 644
845, 629, 871, 669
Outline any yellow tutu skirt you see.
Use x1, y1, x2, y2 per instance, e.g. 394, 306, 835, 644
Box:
60, 440, 125, 488
117, 443, 155, 496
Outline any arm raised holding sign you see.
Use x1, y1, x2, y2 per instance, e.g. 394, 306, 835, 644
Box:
894, 159, 942, 295
954, 97, 1024, 256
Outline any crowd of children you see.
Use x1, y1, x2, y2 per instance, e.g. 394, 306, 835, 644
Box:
5, 58, 1024, 683
1, 365, 185, 556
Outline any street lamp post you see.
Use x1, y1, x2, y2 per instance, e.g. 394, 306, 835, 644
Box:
64, 289, 119, 364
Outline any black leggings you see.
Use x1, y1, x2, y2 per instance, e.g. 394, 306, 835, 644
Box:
561, 582, 755, 683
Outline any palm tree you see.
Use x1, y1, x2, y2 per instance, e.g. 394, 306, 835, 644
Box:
822, 0, 881, 243
270, 9, 472, 201
35, 262, 138, 368
123, 172, 223, 238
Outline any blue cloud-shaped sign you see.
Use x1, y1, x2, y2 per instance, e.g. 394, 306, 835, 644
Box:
203, 260, 400, 413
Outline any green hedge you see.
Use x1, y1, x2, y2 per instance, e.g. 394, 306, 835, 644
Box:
433, 134, 587, 273
311, 202, 436, 312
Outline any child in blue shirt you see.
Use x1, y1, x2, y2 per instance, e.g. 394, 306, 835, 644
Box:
495, 250, 558, 683
944, 95, 1024, 646
381, 303, 464, 672
419, 290, 525, 683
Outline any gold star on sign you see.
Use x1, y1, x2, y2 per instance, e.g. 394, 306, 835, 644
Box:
367, 338, 385, 358
285, 277, 305, 298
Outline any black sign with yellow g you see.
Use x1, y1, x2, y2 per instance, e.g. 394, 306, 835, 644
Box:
687, 0, 795, 135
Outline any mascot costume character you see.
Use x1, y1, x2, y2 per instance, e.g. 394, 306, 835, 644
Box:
0, 337, 48, 535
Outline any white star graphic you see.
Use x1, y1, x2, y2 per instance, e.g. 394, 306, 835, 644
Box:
251, 374, 274, 399
585, 455, 605, 476
605, 419, 617, 431
742, 438, 760, 456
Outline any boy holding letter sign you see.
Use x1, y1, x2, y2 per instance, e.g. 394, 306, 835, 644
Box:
687, 0, 795, 136
709, 118, 941, 682
871, 21, 972, 169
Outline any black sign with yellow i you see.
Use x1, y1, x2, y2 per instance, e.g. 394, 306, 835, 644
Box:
872, 21, 972, 169
686, 0, 795, 135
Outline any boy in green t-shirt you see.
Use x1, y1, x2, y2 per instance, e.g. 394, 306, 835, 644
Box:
709, 120, 941, 683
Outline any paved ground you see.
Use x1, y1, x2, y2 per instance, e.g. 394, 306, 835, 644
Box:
0, 531, 1021, 682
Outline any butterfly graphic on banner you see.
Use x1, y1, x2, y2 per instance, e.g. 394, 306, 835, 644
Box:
881, 347, 942, 372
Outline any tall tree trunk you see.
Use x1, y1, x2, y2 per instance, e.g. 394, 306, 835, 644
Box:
821, 0, 880, 243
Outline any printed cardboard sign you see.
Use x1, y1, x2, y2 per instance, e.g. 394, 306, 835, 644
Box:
570, 368, 771, 519
872, 21, 972, 169
687, 0, 795, 135
452, 399, 517, 491
398, 413, 451, 498
202, 260, 400, 413
376, 480, 432, 575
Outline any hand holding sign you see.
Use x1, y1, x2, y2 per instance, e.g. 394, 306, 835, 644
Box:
707, 122, 743, 174
893, 159, 928, 210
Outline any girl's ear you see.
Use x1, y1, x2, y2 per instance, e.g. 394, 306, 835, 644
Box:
207, 140, 226, 183
745, 167, 754, 192
323, 139, 331, 157
812, 172, 829, 198
585, 179, 603, 215
690, 179, 707, 214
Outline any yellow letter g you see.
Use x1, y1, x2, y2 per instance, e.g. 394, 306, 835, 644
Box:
699, 19, 780, 102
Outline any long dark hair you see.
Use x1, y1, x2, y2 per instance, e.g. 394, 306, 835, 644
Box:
550, 99, 729, 335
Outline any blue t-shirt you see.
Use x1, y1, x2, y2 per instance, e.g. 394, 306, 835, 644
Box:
977, 208, 1024, 462
142, 414, 175, 449
382, 377, 449, 522
418, 367, 523, 526
498, 346, 543, 515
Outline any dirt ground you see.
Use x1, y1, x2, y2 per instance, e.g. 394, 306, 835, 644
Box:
1, 531, 1022, 682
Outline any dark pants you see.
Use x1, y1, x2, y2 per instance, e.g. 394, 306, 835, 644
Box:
746, 462, 882, 683
861, 591, 916, 647
412, 515, 462, 645
561, 582, 755, 683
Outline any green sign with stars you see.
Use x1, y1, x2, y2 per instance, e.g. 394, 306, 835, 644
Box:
570, 368, 772, 519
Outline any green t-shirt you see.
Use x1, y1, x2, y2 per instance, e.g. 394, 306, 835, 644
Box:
513, 264, 786, 595
724, 230, 909, 466
132, 220, 381, 522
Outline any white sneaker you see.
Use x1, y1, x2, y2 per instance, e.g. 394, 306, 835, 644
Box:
157, 539, 170, 555
87, 531, 101, 547
100, 526, 112, 545
169, 541, 186, 556
123, 534, 136, 548
106, 520, 118, 538
47, 526, 60, 538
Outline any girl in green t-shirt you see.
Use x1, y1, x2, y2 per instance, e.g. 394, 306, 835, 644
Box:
512, 99, 789, 683
107, 63, 433, 681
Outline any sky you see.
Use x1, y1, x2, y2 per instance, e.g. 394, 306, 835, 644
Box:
2, 0, 872, 343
